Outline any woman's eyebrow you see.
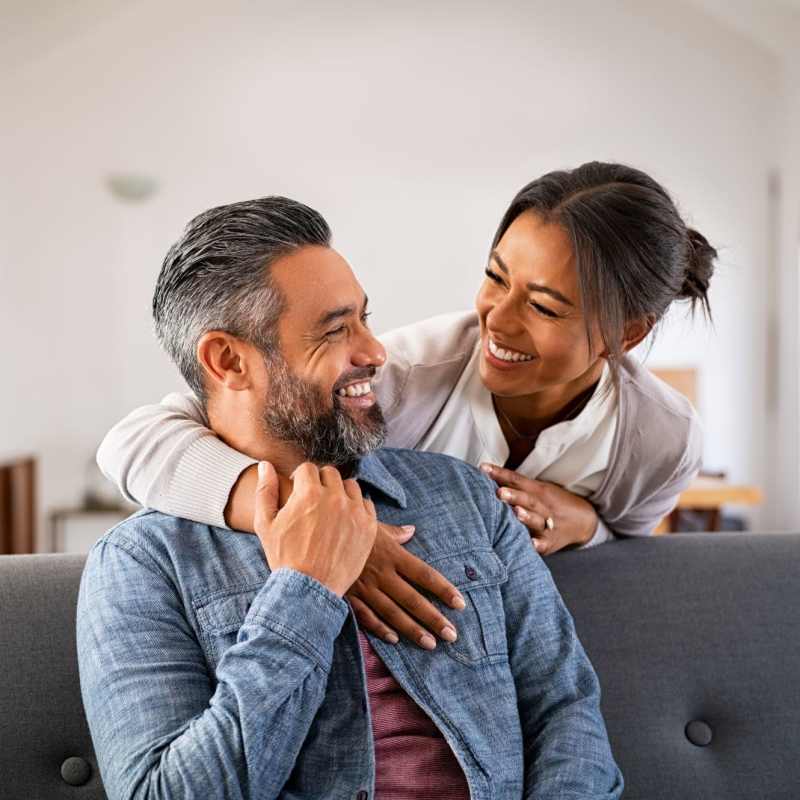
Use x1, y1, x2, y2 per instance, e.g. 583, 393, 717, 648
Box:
490, 250, 574, 307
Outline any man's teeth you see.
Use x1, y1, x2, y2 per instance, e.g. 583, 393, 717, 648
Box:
488, 337, 534, 363
336, 381, 373, 398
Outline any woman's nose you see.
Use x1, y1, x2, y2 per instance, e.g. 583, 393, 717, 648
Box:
486, 292, 524, 337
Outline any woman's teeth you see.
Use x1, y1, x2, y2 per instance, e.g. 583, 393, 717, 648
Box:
336, 381, 372, 397
488, 337, 534, 363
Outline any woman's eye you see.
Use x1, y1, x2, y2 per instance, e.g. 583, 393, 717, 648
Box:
484, 268, 505, 286
530, 302, 558, 319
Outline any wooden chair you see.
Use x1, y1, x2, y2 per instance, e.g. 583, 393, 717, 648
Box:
0, 457, 36, 554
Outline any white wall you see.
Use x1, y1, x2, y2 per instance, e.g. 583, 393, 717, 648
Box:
1, 0, 790, 545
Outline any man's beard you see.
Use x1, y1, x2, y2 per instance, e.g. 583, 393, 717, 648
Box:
261, 354, 386, 474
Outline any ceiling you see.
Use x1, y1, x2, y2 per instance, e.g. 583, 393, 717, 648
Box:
1, 0, 798, 74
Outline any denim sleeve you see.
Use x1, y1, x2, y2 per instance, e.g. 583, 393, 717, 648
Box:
76, 538, 348, 800
489, 491, 624, 799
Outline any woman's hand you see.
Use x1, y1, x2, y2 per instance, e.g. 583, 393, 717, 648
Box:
480, 463, 598, 555
346, 522, 466, 650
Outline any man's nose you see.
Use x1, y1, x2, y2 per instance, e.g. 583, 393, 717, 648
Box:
352, 328, 386, 368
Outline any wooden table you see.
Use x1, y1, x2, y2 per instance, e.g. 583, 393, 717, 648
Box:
657, 476, 763, 533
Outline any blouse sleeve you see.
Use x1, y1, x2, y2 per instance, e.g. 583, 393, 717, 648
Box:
598, 409, 703, 539
95, 392, 258, 528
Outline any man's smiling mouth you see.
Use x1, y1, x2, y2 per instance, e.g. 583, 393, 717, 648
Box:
336, 380, 373, 398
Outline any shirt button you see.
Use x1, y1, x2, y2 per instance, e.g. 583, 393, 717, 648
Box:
465, 565, 478, 580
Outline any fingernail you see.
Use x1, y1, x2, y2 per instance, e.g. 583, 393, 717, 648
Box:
515, 506, 525, 519
401, 525, 416, 535
384, 632, 399, 644
480, 463, 493, 474
499, 488, 511, 500
419, 633, 437, 650
258, 462, 267, 480
440, 625, 458, 643
450, 594, 466, 610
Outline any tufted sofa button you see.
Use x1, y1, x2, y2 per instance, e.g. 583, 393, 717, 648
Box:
61, 756, 92, 786
685, 720, 713, 747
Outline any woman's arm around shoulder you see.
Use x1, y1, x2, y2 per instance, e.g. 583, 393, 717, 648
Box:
96, 391, 257, 528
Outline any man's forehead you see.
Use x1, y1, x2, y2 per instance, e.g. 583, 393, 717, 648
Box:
271, 246, 366, 318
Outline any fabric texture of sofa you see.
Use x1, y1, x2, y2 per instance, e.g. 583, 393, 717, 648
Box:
1, 532, 798, 799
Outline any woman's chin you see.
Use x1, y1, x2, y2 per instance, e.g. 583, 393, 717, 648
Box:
479, 354, 535, 397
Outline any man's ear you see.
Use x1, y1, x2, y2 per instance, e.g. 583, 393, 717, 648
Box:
197, 331, 254, 393
621, 315, 655, 353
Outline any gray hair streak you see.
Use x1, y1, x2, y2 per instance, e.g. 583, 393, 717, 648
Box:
152, 196, 331, 401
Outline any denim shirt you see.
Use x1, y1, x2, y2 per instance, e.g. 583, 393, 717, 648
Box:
77, 448, 623, 800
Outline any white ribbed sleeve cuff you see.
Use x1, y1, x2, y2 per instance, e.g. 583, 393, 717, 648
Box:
580, 517, 616, 549
160, 435, 258, 529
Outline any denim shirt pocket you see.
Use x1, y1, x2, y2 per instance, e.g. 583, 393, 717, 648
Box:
427, 548, 509, 667
193, 583, 263, 671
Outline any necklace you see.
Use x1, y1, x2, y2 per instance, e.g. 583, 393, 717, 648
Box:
493, 382, 600, 443
494, 401, 539, 440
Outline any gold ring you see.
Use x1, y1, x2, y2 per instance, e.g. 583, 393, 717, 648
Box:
545, 516, 555, 531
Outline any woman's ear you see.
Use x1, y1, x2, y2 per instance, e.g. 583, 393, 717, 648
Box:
621, 315, 655, 353
196, 331, 253, 393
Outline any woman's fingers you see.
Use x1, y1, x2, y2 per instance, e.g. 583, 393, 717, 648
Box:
379, 521, 416, 545
396, 547, 466, 611
480, 463, 539, 493
531, 535, 548, 555
359, 586, 450, 651
497, 486, 550, 517
347, 593, 399, 644
514, 505, 547, 532
386, 575, 459, 643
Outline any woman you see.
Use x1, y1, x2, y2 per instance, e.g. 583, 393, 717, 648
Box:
98, 161, 715, 645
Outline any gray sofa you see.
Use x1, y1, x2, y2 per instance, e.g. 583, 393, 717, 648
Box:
1, 532, 798, 799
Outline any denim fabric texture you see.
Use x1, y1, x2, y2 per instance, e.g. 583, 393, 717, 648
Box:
77, 448, 623, 799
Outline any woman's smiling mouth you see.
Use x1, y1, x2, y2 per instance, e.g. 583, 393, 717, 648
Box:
486, 336, 536, 366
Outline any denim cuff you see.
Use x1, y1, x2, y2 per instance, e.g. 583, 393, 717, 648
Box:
245, 568, 349, 670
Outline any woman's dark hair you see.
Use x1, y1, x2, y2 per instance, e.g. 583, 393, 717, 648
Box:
492, 161, 716, 375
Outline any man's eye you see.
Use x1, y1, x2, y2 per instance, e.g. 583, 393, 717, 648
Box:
326, 326, 346, 338
361, 311, 372, 326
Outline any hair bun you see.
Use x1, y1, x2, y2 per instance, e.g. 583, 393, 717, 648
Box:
680, 228, 716, 308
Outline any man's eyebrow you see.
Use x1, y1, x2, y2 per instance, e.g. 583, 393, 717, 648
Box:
490, 250, 574, 307
315, 295, 369, 329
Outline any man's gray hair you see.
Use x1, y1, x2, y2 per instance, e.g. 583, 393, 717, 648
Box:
153, 196, 331, 401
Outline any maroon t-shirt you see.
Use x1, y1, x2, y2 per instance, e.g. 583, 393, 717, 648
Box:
358, 631, 470, 799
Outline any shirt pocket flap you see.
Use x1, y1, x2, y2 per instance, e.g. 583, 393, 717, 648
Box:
425, 548, 508, 592
194, 585, 262, 637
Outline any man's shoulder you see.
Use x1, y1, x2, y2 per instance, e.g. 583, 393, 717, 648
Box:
87, 510, 228, 582
372, 448, 496, 508
374, 446, 485, 475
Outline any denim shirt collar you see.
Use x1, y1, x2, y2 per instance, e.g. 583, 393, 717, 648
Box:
354, 452, 408, 509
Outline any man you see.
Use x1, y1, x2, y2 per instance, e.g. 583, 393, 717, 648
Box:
77, 197, 623, 799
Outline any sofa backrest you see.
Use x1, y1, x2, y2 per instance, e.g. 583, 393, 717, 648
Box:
1, 533, 798, 799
